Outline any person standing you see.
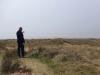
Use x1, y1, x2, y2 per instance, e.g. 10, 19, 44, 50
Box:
16, 27, 25, 58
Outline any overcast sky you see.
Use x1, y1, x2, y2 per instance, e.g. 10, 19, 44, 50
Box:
0, 0, 100, 39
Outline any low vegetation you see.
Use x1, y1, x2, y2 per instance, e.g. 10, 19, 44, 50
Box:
0, 39, 100, 75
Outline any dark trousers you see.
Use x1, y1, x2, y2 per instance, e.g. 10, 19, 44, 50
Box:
17, 42, 25, 58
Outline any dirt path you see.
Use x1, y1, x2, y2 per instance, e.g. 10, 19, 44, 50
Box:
5, 47, 55, 75
11, 58, 55, 75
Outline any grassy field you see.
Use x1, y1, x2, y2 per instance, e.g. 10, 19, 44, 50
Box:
0, 39, 100, 75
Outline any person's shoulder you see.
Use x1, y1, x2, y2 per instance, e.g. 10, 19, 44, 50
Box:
16, 30, 20, 34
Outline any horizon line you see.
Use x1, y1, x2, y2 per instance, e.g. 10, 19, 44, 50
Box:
0, 37, 100, 40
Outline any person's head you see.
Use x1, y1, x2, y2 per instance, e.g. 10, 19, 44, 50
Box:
19, 27, 23, 32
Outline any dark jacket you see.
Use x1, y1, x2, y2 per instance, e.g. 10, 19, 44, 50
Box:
16, 30, 25, 43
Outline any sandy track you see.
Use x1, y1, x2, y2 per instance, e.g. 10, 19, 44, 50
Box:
11, 58, 54, 75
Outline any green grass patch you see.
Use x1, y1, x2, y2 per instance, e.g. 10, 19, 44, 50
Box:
29, 53, 59, 74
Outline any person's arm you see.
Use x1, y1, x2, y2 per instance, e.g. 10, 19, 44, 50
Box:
22, 33, 25, 43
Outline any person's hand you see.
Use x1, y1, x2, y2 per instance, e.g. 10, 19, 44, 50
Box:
23, 42, 25, 45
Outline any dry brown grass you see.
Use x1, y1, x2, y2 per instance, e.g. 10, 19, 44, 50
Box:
28, 39, 100, 75
0, 39, 100, 75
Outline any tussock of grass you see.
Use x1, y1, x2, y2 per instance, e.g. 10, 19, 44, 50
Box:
0, 50, 32, 75
1, 51, 20, 74
74, 64, 99, 75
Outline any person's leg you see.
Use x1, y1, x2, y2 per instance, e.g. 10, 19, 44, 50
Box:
21, 43, 25, 58
17, 43, 21, 57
